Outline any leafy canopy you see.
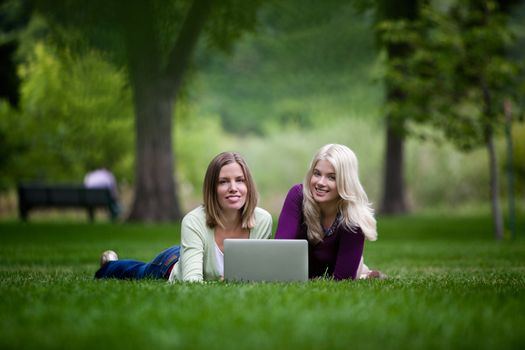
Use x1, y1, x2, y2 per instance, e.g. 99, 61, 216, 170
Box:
376, 0, 524, 150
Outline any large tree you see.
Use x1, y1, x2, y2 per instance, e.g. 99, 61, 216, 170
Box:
360, 0, 421, 215
32, 0, 262, 222
377, 0, 524, 239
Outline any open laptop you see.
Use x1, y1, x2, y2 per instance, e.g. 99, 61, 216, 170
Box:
224, 239, 309, 282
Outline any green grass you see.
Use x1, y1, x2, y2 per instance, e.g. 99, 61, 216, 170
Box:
0, 214, 524, 350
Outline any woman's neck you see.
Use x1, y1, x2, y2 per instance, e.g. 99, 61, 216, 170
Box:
219, 209, 242, 232
215, 209, 248, 251
319, 203, 339, 229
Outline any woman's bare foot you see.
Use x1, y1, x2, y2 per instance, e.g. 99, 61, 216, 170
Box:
366, 270, 388, 279
100, 250, 118, 267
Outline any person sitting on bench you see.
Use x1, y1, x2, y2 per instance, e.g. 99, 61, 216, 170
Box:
84, 167, 121, 219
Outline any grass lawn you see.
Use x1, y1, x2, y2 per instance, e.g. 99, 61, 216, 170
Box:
0, 214, 524, 350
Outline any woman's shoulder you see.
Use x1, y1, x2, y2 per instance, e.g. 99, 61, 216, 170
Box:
254, 206, 272, 222
291, 183, 302, 192
182, 205, 206, 225
287, 183, 303, 198
252, 207, 272, 239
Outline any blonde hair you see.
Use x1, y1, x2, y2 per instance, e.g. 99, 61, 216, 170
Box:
203, 152, 258, 229
302, 144, 377, 243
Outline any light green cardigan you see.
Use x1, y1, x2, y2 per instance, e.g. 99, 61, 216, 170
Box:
168, 206, 272, 282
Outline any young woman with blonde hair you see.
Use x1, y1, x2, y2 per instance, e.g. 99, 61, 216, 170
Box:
95, 152, 272, 282
275, 144, 384, 280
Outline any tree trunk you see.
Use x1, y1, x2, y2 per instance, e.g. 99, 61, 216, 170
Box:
375, 0, 418, 215
485, 124, 504, 240
504, 99, 516, 239
123, 0, 213, 222
127, 82, 182, 222
481, 76, 504, 240
380, 116, 408, 214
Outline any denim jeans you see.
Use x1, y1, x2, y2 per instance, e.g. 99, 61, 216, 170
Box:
95, 245, 180, 280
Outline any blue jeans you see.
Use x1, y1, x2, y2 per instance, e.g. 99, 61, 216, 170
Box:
95, 245, 180, 280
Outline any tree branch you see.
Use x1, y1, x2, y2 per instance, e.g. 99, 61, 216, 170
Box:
164, 0, 214, 97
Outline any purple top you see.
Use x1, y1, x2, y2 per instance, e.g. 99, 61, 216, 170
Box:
275, 184, 364, 280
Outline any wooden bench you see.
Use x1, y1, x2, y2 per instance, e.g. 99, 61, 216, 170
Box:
17, 184, 119, 222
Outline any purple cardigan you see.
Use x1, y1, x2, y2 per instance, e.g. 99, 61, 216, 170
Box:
275, 184, 364, 280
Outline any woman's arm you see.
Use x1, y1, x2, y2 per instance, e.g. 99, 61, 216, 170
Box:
275, 184, 304, 239
179, 213, 207, 282
333, 227, 365, 280
252, 207, 273, 239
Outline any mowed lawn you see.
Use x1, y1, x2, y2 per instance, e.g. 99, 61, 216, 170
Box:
0, 214, 524, 350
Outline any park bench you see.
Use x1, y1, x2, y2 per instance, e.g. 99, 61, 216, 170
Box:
17, 184, 118, 222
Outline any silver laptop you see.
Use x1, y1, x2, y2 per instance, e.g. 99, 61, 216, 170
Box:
224, 239, 308, 282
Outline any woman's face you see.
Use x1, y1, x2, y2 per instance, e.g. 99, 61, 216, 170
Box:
217, 162, 248, 211
309, 160, 339, 206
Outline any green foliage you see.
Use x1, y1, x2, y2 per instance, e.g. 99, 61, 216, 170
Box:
376, 0, 524, 150
204, 0, 265, 52
2, 0, 522, 214
172, 113, 510, 214
174, 103, 235, 204
0, 41, 133, 187
0, 215, 524, 349
510, 123, 525, 193
32, 0, 186, 66
0, 102, 25, 190
193, 0, 383, 134
33, 0, 266, 76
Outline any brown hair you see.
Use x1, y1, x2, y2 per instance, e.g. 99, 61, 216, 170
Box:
203, 152, 258, 229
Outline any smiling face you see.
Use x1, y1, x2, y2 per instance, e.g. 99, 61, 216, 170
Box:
309, 160, 340, 207
216, 162, 248, 212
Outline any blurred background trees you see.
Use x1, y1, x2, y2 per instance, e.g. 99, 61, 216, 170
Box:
376, 0, 525, 239
0, 0, 523, 237
373, 0, 420, 216
22, 0, 263, 221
